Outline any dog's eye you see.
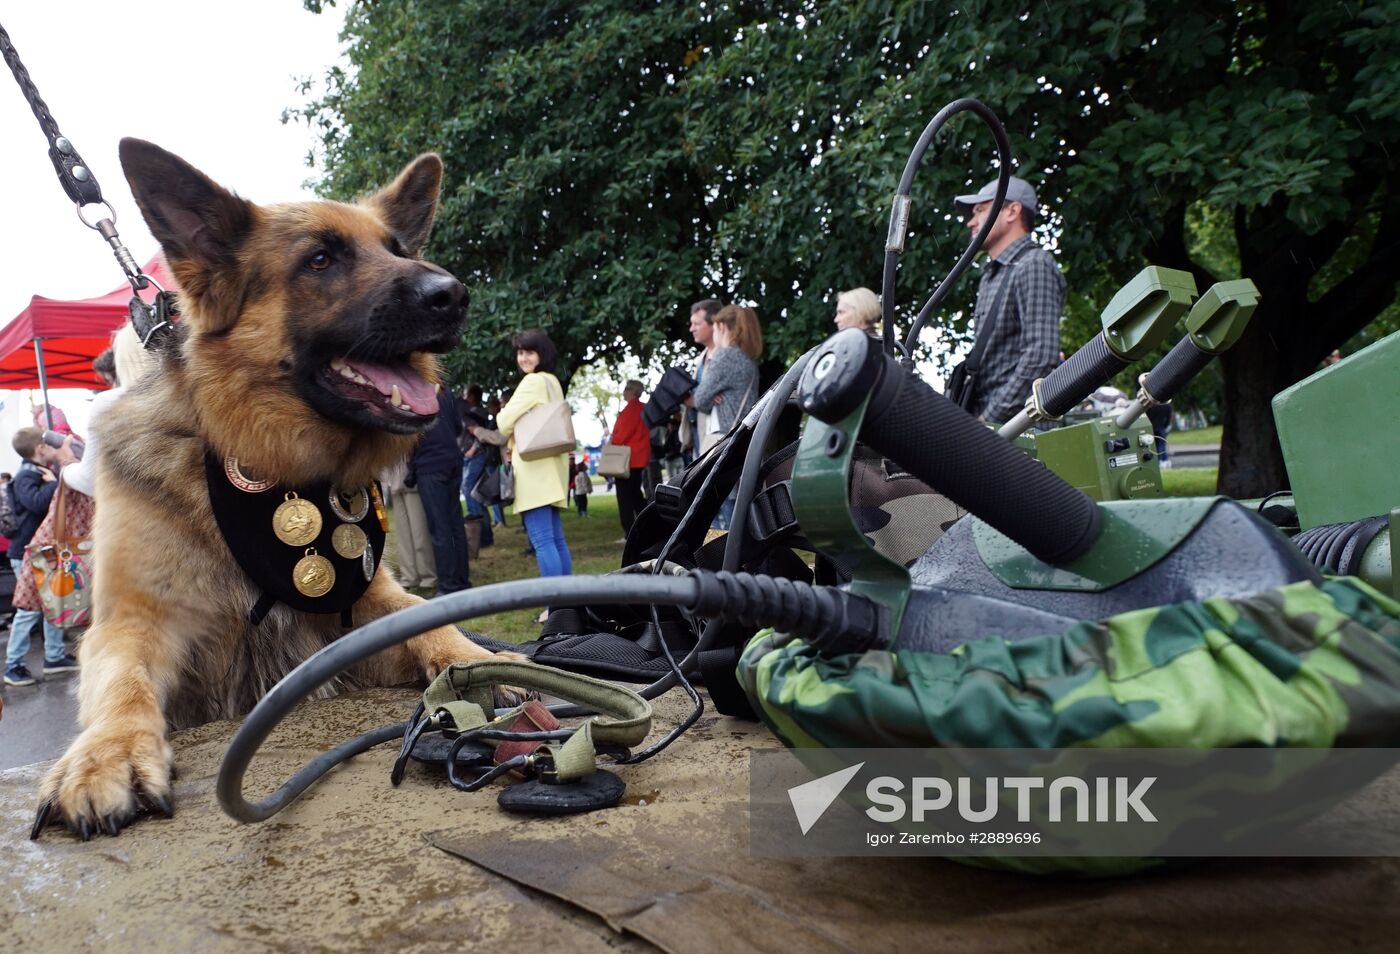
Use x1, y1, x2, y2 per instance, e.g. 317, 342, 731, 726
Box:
306, 250, 332, 271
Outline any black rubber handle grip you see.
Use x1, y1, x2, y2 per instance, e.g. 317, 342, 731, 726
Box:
1142, 337, 1214, 404
1036, 334, 1128, 418
860, 353, 1101, 565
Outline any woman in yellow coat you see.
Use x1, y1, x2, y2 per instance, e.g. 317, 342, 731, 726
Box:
481, 329, 573, 576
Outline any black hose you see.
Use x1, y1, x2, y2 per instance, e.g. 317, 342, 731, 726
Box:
879, 99, 1013, 360
1293, 516, 1389, 576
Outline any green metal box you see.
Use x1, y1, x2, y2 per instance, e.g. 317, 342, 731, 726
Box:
1033, 416, 1164, 502
1273, 330, 1400, 530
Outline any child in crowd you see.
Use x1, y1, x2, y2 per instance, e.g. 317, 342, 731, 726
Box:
573, 462, 592, 518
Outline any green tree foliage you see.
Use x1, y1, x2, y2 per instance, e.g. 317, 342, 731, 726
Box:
296, 0, 1400, 496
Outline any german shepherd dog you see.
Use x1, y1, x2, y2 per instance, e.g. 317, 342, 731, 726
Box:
32, 140, 514, 839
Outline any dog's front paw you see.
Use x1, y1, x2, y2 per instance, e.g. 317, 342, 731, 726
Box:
33, 724, 174, 841
413, 628, 526, 680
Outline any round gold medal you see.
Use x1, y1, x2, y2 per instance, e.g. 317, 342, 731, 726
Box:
331, 523, 368, 559
293, 549, 335, 598
273, 493, 322, 547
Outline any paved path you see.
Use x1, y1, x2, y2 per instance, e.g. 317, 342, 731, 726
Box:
0, 635, 80, 770
1168, 442, 1219, 469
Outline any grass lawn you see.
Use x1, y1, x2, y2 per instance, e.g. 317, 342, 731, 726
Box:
1161, 467, 1219, 497
383, 494, 627, 644
1168, 424, 1221, 446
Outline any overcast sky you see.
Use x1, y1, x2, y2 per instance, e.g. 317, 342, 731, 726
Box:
0, 2, 347, 321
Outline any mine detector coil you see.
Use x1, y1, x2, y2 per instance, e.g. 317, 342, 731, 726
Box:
0, 21, 179, 353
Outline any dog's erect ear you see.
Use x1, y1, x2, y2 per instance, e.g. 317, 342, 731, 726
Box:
367, 154, 443, 257
119, 139, 254, 269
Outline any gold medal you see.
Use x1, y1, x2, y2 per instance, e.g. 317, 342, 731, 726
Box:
293, 548, 335, 598
273, 492, 322, 547
328, 486, 369, 523
332, 523, 367, 559
370, 484, 389, 531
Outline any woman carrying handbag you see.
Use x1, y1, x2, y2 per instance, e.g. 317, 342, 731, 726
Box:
470, 329, 574, 579
606, 379, 652, 534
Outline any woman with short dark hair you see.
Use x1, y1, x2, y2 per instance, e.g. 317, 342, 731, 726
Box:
510, 329, 558, 372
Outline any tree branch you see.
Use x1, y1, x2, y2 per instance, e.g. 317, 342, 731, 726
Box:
1311, 209, 1400, 349
1149, 201, 1218, 290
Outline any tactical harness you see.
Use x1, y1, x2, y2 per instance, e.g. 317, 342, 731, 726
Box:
203, 453, 388, 628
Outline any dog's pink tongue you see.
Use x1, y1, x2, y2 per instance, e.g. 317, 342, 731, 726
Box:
346, 358, 437, 415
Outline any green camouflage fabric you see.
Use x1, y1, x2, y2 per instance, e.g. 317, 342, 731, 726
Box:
738, 577, 1400, 875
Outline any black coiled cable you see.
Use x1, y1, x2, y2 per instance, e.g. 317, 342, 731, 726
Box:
1292, 515, 1388, 577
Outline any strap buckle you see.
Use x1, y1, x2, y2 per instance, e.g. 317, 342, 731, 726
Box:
748, 480, 798, 543
652, 482, 685, 521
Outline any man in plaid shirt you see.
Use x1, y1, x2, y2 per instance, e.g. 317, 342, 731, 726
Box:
953, 176, 1066, 424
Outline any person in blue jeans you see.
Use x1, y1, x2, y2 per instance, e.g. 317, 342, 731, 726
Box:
409, 392, 472, 596
485, 395, 509, 528
4, 427, 80, 686
458, 385, 495, 549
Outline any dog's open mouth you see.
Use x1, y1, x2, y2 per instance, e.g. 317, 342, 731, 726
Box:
319, 355, 438, 423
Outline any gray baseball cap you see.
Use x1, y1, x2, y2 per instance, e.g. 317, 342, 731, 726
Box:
954, 175, 1038, 216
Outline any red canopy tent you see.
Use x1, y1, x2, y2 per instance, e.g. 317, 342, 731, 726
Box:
0, 255, 175, 392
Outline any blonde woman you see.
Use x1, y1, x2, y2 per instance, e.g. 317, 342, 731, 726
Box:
833, 287, 880, 334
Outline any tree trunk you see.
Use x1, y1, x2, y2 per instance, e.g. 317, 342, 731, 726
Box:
1218, 317, 1291, 498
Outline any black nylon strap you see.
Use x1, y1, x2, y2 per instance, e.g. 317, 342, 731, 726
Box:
748, 480, 798, 543
540, 607, 591, 638
962, 243, 1025, 378
248, 592, 277, 627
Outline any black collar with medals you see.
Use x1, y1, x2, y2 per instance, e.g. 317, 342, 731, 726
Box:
204, 452, 388, 626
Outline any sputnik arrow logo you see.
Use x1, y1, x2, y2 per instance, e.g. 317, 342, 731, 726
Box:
787, 762, 864, 835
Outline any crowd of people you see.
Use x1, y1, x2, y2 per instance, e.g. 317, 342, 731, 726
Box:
3, 325, 155, 687
2, 171, 1068, 689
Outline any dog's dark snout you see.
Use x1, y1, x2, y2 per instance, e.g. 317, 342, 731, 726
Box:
415, 272, 467, 314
